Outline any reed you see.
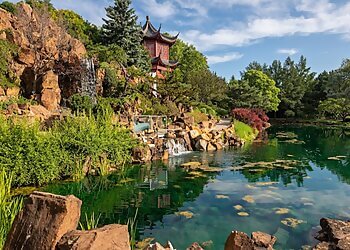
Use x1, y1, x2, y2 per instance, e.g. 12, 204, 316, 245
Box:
0, 169, 23, 248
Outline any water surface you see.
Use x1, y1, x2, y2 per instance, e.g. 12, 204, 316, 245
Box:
45, 126, 350, 249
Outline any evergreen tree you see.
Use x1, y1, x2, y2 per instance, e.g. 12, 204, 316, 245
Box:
102, 0, 149, 70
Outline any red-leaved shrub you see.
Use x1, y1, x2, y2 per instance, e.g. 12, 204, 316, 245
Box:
232, 108, 270, 132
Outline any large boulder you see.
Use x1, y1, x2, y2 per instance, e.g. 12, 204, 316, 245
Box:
5, 192, 82, 250
56, 224, 130, 250
314, 218, 350, 250
40, 70, 61, 111
225, 231, 277, 250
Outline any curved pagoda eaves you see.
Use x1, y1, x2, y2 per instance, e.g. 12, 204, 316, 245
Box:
142, 16, 179, 45
152, 56, 179, 68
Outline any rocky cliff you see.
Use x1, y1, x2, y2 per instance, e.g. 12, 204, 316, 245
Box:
0, 3, 86, 111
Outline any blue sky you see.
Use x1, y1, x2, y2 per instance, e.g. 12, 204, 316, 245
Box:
5, 0, 350, 79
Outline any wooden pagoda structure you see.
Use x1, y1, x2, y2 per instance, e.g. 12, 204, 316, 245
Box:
142, 16, 179, 78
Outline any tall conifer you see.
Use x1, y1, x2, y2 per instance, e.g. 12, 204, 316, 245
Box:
102, 0, 149, 70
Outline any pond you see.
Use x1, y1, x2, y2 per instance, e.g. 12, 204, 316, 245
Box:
44, 125, 350, 249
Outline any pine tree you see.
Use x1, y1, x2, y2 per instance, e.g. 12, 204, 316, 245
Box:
102, 0, 149, 70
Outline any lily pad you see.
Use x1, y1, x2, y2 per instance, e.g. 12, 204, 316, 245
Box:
216, 194, 230, 199
181, 162, 202, 167
242, 195, 255, 203
275, 208, 290, 215
237, 212, 249, 217
175, 211, 194, 219
234, 205, 244, 210
255, 182, 279, 186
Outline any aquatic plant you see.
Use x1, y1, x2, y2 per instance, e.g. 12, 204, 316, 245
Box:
128, 208, 139, 250
0, 169, 23, 248
79, 212, 101, 231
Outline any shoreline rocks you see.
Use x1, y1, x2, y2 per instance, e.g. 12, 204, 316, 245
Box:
224, 231, 277, 250
313, 218, 350, 250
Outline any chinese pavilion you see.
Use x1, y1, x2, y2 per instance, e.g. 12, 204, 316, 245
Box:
142, 16, 179, 78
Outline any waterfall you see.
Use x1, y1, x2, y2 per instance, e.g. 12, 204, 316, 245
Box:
166, 138, 190, 156
80, 58, 97, 103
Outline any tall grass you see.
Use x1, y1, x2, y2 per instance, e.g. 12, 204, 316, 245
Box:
0, 111, 138, 188
79, 212, 101, 231
0, 169, 23, 248
128, 208, 139, 250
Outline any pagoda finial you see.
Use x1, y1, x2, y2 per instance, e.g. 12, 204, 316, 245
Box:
158, 24, 162, 32
146, 16, 150, 21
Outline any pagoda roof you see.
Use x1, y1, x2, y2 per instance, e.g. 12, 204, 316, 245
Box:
151, 56, 179, 68
142, 16, 179, 44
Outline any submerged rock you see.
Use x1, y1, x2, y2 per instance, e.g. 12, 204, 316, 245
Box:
281, 217, 306, 228
187, 242, 204, 250
234, 205, 244, 211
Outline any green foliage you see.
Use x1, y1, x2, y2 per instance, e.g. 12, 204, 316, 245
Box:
79, 212, 101, 231
0, 39, 18, 88
0, 1, 16, 13
326, 59, 350, 99
88, 44, 127, 65
187, 69, 228, 105
234, 120, 258, 142
0, 117, 67, 186
170, 39, 208, 82
318, 98, 350, 121
68, 94, 94, 113
0, 96, 37, 111
0, 169, 23, 249
52, 9, 100, 46
269, 56, 315, 117
0, 112, 137, 187
53, 112, 137, 174
102, 0, 150, 70
229, 70, 280, 112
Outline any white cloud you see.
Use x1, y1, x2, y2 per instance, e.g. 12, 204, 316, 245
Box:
181, 0, 350, 51
277, 48, 299, 56
207, 52, 243, 64
138, 0, 177, 20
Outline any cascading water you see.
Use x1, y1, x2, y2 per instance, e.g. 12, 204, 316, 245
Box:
80, 58, 97, 103
166, 138, 190, 156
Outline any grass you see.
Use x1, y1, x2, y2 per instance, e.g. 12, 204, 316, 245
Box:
0, 169, 23, 248
79, 212, 101, 231
234, 120, 258, 142
128, 208, 139, 250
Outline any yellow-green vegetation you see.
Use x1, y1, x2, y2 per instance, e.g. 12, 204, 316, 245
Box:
281, 218, 306, 228
0, 169, 23, 248
237, 212, 249, 217
234, 120, 258, 141
0, 111, 138, 187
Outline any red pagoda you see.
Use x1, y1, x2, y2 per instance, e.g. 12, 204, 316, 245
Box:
142, 16, 179, 78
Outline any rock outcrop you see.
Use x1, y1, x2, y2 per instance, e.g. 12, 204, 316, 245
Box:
0, 3, 86, 110
313, 218, 350, 250
5, 191, 131, 250
4, 192, 82, 250
225, 231, 277, 250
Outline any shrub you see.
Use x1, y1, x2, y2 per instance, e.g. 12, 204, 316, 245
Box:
234, 120, 258, 142
232, 108, 269, 133
68, 94, 95, 113
0, 112, 138, 187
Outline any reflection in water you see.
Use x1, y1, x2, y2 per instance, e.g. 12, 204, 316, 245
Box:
44, 126, 350, 250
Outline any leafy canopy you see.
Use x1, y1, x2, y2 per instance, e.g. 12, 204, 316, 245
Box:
229, 70, 280, 112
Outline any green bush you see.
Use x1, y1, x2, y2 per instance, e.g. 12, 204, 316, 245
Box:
0, 112, 138, 187
68, 94, 94, 113
234, 120, 258, 142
